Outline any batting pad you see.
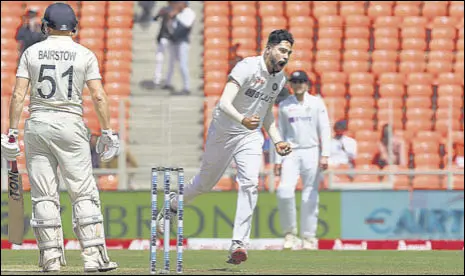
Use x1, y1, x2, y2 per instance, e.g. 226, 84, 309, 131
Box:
30, 200, 66, 266
72, 198, 106, 249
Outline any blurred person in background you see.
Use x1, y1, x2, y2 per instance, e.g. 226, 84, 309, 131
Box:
136, 1, 156, 25
453, 141, 464, 168
16, 8, 46, 56
148, 1, 177, 89
373, 124, 407, 169
328, 120, 357, 168
163, 1, 196, 95
274, 70, 331, 250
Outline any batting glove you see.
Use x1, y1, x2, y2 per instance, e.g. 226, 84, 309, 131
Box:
1, 129, 20, 161
96, 129, 121, 162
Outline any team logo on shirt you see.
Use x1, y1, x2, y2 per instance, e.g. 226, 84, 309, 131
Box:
244, 88, 275, 103
288, 116, 312, 123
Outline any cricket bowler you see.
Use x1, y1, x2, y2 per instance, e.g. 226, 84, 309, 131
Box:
157, 29, 294, 264
1, 3, 119, 272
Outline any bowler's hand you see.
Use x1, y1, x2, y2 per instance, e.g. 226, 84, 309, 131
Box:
274, 164, 282, 176
241, 115, 260, 130
275, 141, 292, 156
320, 156, 329, 171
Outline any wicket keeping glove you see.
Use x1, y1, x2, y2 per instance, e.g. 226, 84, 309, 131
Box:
1, 129, 20, 161
96, 129, 121, 162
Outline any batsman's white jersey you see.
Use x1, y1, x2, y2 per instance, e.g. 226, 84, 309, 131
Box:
16, 35, 101, 200
17, 35, 101, 116
275, 93, 332, 239
16, 35, 108, 265
185, 56, 286, 244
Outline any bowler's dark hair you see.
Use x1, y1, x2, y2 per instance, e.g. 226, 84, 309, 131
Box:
267, 29, 294, 47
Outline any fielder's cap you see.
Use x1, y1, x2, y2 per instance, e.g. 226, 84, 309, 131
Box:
289, 70, 310, 83
334, 120, 348, 130
42, 2, 78, 31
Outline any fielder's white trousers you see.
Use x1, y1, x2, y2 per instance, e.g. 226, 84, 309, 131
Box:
276, 147, 321, 239
153, 38, 171, 85
165, 41, 190, 91
184, 123, 264, 244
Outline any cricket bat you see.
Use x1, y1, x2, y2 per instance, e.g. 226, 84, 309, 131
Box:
8, 159, 24, 245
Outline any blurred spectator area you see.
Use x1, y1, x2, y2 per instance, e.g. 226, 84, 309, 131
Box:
1, 1, 135, 190
202, 1, 464, 191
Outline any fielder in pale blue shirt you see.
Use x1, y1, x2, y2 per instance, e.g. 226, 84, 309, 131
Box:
274, 70, 332, 250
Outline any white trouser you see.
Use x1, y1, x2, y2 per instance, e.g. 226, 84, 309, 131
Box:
153, 37, 171, 85
184, 123, 264, 244
276, 147, 321, 239
165, 41, 190, 91
25, 112, 100, 206
25, 112, 109, 265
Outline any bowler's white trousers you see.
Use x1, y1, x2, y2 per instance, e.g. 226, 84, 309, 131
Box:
184, 123, 264, 244
277, 147, 321, 239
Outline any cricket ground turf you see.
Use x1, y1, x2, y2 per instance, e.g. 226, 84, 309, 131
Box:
1, 250, 463, 275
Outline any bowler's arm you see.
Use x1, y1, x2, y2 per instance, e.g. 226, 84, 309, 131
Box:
218, 78, 244, 124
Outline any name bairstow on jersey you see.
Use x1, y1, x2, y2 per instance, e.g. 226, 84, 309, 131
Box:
38, 50, 77, 61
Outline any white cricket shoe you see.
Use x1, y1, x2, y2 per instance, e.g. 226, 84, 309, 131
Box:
302, 237, 318, 250
82, 247, 119, 273
84, 261, 118, 273
156, 192, 178, 236
42, 258, 60, 272
283, 233, 299, 250
226, 240, 248, 265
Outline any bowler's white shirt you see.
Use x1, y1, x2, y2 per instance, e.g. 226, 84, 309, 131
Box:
16, 35, 101, 116
329, 136, 357, 166
276, 93, 332, 163
212, 56, 287, 134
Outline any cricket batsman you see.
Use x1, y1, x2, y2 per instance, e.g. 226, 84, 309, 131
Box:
1, 3, 119, 272
274, 70, 332, 250
157, 29, 294, 264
